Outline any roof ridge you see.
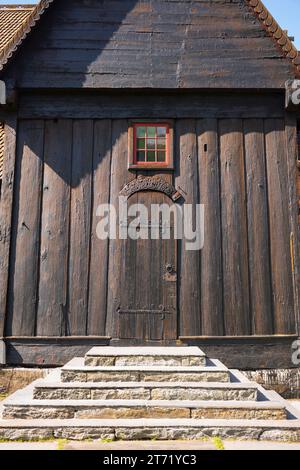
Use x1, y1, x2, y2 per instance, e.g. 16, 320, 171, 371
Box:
0, 5, 36, 9
0, 7, 36, 10
246, 0, 300, 76
0, 0, 54, 71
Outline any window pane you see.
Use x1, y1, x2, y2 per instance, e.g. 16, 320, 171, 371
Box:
147, 138, 155, 150
136, 126, 146, 138
147, 127, 156, 138
137, 138, 145, 150
157, 127, 166, 137
147, 151, 155, 162
157, 138, 165, 150
133, 124, 169, 166
157, 151, 166, 162
137, 150, 145, 162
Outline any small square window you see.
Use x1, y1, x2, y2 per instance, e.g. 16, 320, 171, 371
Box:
128, 122, 173, 170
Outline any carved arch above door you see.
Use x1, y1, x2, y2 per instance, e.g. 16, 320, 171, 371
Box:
120, 175, 183, 201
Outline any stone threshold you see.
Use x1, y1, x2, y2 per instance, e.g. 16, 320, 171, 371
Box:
86, 346, 206, 356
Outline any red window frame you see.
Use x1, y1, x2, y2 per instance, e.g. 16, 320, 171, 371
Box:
132, 123, 170, 167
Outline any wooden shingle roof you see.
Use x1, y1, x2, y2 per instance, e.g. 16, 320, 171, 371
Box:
0, 5, 35, 53
0, 1, 53, 70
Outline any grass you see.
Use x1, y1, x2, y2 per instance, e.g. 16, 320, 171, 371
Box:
213, 437, 225, 450
57, 439, 68, 450
99, 437, 115, 443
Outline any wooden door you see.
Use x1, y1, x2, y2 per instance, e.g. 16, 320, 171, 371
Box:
117, 191, 177, 342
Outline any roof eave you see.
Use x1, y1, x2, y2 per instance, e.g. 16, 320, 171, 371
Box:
246, 0, 300, 77
0, 0, 54, 72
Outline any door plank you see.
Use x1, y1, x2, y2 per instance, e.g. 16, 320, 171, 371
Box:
106, 119, 135, 337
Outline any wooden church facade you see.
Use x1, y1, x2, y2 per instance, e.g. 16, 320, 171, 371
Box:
0, 0, 299, 368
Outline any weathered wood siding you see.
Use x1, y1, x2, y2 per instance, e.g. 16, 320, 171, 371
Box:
4, 0, 296, 89
297, 122, 300, 224
4, 114, 298, 338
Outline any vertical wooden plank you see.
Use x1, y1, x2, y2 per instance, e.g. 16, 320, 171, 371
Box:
0, 123, 4, 182
88, 120, 112, 336
265, 119, 295, 334
37, 120, 72, 336
175, 119, 201, 336
0, 115, 17, 338
106, 119, 135, 337
285, 114, 300, 336
68, 120, 93, 335
244, 119, 273, 335
197, 119, 223, 336
6, 120, 44, 336
219, 119, 250, 335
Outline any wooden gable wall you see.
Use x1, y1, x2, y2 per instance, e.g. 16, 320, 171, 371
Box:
4, 111, 297, 343
3, 0, 297, 89
297, 122, 300, 223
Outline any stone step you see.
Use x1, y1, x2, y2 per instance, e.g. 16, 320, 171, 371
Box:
33, 380, 259, 401
0, 418, 300, 442
2, 392, 288, 420
61, 358, 229, 383
84, 347, 206, 367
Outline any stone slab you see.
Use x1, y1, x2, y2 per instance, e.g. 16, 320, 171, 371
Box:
61, 358, 230, 383
2, 392, 287, 420
0, 418, 300, 442
64, 440, 216, 450
85, 347, 206, 366
33, 380, 258, 390
1, 440, 300, 450
61, 370, 230, 383
85, 347, 206, 357
33, 381, 258, 401
85, 356, 206, 367
62, 357, 225, 371
223, 440, 300, 450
